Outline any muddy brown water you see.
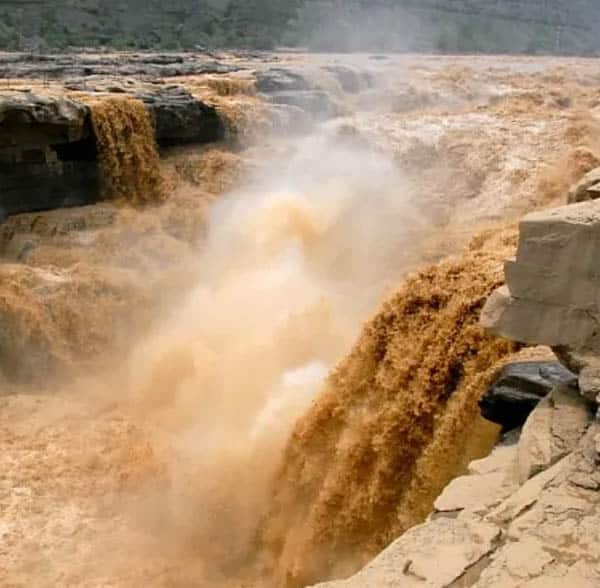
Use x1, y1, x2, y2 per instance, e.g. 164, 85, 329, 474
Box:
2, 54, 600, 587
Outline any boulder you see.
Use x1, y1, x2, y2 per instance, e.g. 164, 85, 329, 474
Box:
135, 87, 225, 147
517, 385, 591, 483
481, 200, 600, 395
268, 90, 338, 121
254, 68, 311, 93
479, 361, 577, 431
567, 166, 600, 203
322, 65, 372, 93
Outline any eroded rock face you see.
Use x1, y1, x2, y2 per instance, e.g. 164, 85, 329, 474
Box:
135, 87, 225, 147
481, 200, 600, 400
482, 201, 600, 347
479, 361, 577, 432
315, 517, 502, 588
268, 90, 339, 122
0, 87, 227, 219
0, 95, 101, 219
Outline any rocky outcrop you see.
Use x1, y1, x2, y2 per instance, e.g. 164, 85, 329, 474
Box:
254, 68, 311, 93
481, 201, 600, 350
267, 90, 339, 122
0, 94, 101, 220
314, 390, 599, 588
480, 361, 577, 431
255, 68, 339, 122
481, 200, 600, 403
322, 65, 372, 94
135, 87, 225, 147
0, 86, 227, 218
315, 517, 502, 588
517, 385, 591, 482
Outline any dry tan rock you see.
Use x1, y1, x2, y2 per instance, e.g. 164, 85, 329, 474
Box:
482, 200, 600, 379
313, 518, 501, 588
434, 472, 511, 514
517, 385, 591, 483
435, 445, 519, 514
468, 444, 519, 476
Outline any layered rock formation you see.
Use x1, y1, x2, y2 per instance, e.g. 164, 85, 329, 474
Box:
0, 95, 100, 219
136, 87, 225, 147
0, 56, 376, 219
481, 199, 600, 403
0, 87, 224, 219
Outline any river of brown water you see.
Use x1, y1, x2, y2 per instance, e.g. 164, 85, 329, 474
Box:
2, 54, 600, 587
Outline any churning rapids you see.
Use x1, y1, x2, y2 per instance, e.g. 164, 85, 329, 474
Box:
2, 53, 600, 587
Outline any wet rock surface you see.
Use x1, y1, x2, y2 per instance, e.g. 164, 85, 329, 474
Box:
0, 87, 227, 217
254, 67, 311, 93
480, 361, 577, 431
482, 200, 600, 356
0, 94, 100, 219
135, 87, 225, 147
268, 90, 338, 121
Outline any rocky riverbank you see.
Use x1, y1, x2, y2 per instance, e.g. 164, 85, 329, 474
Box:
0, 52, 377, 219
